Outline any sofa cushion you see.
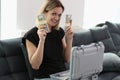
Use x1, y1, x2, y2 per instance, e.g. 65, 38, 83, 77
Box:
98, 72, 120, 80
105, 21, 120, 34
90, 26, 116, 52
103, 53, 120, 72
0, 38, 30, 80
101, 38, 116, 52
105, 21, 120, 51
112, 75, 120, 80
73, 30, 94, 46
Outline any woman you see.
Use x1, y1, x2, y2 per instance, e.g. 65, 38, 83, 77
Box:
24, 0, 73, 79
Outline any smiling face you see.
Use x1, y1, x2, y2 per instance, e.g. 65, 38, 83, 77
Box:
44, 7, 63, 29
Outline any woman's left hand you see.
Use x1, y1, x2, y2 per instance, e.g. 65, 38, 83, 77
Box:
65, 20, 73, 42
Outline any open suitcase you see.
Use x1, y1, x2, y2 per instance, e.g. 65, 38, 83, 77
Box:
50, 42, 104, 80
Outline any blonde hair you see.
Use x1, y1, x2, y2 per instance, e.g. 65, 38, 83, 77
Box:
36, 0, 64, 30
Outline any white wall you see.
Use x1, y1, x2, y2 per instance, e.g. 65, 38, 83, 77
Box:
17, 0, 84, 31
60, 0, 84, 29
17, 0, 42, 30
1, 0, 17, 40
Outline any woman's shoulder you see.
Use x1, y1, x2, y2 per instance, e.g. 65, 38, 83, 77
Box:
59, 27, 64, 30
57, 27, 65, 39
59, 27, 65, 34
26, 27, 38, 34
23, 26, 39, 47
24, 27, 38, 38
58, 27, 64, 33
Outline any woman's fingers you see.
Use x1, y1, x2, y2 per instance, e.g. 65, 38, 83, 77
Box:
65, 26, 71, 32
65, 20, 72, 31
70, 20, 72, 26
38, 29, 46, 34
65, 25, 73, 36
38, 26, 48, 33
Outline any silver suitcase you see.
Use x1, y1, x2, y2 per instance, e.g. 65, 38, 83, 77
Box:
70, 42, 104, 80
50, 42, 104, 80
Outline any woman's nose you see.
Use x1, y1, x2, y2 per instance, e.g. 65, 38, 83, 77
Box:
55, 15, 60, 20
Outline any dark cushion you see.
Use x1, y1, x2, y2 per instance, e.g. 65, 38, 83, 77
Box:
101, 38, 116, 52
103, 53, 120, 72
112, 75, 120, 80
90, 26, 116, 52
105, 21, 120, 51
105, 21, 120, 34
0, 38, 30, 80
98, 72, 120, 80
73, 30, 94, 46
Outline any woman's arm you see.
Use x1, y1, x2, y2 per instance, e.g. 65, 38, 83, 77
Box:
26, 39, 45, 69
62, 26, 73, 63
26, 29, 47, 69
62, 36, 72, 63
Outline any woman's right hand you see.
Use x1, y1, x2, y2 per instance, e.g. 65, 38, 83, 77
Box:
37, 26, 47, 42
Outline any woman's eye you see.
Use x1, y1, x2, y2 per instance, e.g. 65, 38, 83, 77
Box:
52, 13, 56, 16
51, 13, 62, 17
58, 14, 61, 17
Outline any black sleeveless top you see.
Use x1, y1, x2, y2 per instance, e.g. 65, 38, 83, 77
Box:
24, 27, 66, 78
